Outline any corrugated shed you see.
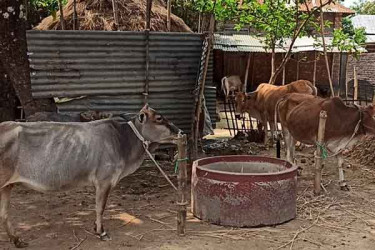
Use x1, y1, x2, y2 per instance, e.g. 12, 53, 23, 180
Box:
352, 15, 375, 35
26, 30, 216, 133
213, 34, 359, 53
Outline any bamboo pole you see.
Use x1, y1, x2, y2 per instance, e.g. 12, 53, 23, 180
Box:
176, 134, 188, 236
319, 2, 334, 97
314, 110, 327, 195
167, 0, 171, 31
354, 65, 359, 105
198, 12, 202, 33
192, 12, 215, 160
345, 54, 349, 100
244, 53, 251, 92
112, 0, 119, 30
58, 0, 65, 30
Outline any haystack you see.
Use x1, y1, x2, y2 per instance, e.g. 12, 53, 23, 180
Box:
36, 0, 192, 32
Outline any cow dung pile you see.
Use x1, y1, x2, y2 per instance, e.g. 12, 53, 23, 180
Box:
346, 135, 375, 167
36, 0, 192, 32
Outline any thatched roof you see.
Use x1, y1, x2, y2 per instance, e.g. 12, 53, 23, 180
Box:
36, 0, 192, 32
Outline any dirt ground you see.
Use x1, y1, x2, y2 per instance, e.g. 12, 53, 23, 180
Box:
1, 135, 375, 250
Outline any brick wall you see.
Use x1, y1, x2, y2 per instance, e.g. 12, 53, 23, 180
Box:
347, 53, 375, 87
214, 50, 340, 93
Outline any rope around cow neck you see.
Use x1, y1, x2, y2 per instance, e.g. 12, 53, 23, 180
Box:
127, 121, 177, 190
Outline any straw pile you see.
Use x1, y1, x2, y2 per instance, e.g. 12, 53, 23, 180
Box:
346, 135, 375, 168
36, 0, 192, 32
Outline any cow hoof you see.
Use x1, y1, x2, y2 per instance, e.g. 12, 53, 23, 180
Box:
100, 232, 112, 241
13, 238, 28, 248
340, 184, 350, 191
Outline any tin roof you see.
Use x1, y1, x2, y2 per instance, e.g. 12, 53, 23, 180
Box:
352, 15, 375, 35
214, 34, 345, 53
299, 0, 355, 14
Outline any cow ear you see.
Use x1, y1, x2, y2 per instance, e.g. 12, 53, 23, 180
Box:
141, 103, 149, 111
138, 112, 147, 123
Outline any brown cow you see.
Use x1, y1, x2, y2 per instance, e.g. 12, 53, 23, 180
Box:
221, 75, 243, 99
235, 80, 317, 145
278, 94, 375, 189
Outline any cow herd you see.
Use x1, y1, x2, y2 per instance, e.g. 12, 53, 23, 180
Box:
227, 75, 375, 191
1, 75, 375, 248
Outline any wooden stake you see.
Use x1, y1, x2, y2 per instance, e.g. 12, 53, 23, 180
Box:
314, 110, 327, 196
282, 54, 286, 86
198, 12, 202, 33
244, 53, 251, 92
372, 91, 375, 106
112, 0, 119, 30
176, 134, 188, 236
58, 0, 65, 30
167, 0, 171, 31
354, 65, 359, 105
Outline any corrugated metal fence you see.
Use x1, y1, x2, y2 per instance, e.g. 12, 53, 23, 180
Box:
26, 30, 215, 132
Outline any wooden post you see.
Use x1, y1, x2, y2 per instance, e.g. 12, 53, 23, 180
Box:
372, 91, 375, 105
176, 134, 188, 236
58, 0, 65, 30
354, 65, 359, 105
319, 2, 334, 97
244, 53, 251, 92
144, 0, 152, 104
73, 0, 78, 30
282, 53, 286, 85
314, 110, 327, 195
167, 0, 171, 31
198, 12, 202, 33
112, 0, 119, 30
146, 0, 152, 30
313, 51, 317, 86
192, 12, 215, 160
296, 54, 300, 80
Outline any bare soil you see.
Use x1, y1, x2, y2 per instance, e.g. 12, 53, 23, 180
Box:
1, 139, 375, 250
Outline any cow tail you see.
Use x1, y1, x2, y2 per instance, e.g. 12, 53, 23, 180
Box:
221, 77, 227, 96
274, 97, 284, 138
308, 81, 318, 96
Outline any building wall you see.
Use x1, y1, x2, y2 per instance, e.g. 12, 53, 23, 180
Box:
347, 53, 375, 87
214, 50, 340, 95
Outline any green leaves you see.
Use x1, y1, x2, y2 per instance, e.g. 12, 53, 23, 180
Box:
29, 0, 67, 17
331, 17, 366, 58
352, 0, 375, 15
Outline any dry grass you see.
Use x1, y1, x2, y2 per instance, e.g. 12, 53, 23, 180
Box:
36, 0, 192, 32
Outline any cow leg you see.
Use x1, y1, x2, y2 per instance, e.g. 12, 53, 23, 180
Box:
262, 116, 269, 146
0, 185, 28, 248
337, 154, 349, 191
94, 183, 112, 240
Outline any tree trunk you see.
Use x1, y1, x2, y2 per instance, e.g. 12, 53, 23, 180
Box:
319, 3, 334, 97
271, 46, 275, 77
0, 0, 56, 117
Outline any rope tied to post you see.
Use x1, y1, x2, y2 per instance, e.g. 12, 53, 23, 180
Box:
315, 142, 328, 159
174, 158, 189, 173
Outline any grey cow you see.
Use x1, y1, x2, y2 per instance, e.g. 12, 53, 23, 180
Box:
0, 105, 180, 248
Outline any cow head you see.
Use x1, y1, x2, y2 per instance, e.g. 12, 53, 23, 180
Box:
362, 105, 375, 135
235, 92, 257, 115
135, 104, 181, 143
